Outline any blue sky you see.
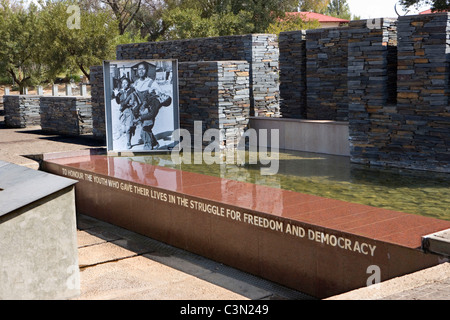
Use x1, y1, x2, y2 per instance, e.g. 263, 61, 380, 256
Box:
347, 0, 431, 19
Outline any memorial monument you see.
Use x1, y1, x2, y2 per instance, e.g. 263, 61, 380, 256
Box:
33, 13, 450, 299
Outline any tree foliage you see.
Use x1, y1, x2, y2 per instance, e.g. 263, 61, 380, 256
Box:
399, 0, 449, 12
0, 1, 48, 92
100, 0, 142, 35
0, 0, 145, 87
40, 0, 144, 80
298, 0, 331, 13
325, 0, 352, 20
160, 0, 300, 39
266, 13, 321, 34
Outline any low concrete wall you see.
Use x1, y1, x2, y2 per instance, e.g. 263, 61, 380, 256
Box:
0, 161, 80, 300
249, 117, 350, 156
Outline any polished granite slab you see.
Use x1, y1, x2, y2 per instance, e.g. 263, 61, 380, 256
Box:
41, 151, 450, 298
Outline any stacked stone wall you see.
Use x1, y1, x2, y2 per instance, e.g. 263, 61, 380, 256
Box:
177, 61, 251, 148
306, 27, 350, 121
3, 95, 41, 128
347, 18, 399, 166
40, 97, 93, 136
278, 30, 307, 118
348, 14, 450, 172
49, 16, 450, 172
90, 66, 106, 139
392, 13, 449, 171
279, 22, 398, 121
116, 34, 279, 117
90, 61, 250, 147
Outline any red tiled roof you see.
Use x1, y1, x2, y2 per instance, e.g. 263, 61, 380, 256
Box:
286, 12, 350, 23
420, 9, 448, 14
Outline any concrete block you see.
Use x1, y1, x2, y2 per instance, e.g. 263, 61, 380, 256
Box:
0, 161, 79, 300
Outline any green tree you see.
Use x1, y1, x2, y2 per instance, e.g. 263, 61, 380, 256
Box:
325, 0, 352, 20
100, 0, 142, 35
298, 0, 331, 13
78, 0, 165, 42
0, 1, 49, 93
40, 0, 145, 81
221, 0, 299, 33
160, 0, 299, 40
160, 7, 218, 40
399, 0, 449, 12
129, 0, 168, 41
266, 13, 321, 34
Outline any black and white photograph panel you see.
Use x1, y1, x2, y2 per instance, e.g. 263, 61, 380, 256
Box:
104, 59, 179, 153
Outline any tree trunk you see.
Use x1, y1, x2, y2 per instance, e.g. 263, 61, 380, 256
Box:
8, 69, 29, 94
79, 64, 90, 82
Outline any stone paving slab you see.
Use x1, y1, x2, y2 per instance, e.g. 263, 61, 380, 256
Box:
0, 108, 103, 169
380, 279, 450, 300
75, 214, 312, 300
75, 255, 249, 300
327, 261, 450, 300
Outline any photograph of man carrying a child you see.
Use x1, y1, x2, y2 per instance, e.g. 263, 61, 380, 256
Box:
106, 60, 178, 152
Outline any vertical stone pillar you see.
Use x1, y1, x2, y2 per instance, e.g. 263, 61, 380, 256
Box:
306, 27, 349, 121
347, 18, 398, 166
178, 61, 250, 148
279, 30, 307, 119
65, 84, 72, 96
394, 13, 450, 171
52, 84, 59, 96
90, 65, 106, 139
249, 34, 280, 118
36, 86, 44, 96
80, 84, 88, 96
397, 13, 450, 111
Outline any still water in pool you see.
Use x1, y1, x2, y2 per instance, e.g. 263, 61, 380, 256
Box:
128, 150, 450, 221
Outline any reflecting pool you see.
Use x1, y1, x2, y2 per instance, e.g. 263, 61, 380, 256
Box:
128, 150, 450, 221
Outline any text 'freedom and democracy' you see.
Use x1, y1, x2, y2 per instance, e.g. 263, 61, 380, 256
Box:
61, 167, 377, 257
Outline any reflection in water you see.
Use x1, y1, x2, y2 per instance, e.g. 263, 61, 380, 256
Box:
128, 150, 450, 221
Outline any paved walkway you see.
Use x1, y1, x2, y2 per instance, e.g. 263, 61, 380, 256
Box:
75, 213, 313, 300
1, 108, 449, 300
